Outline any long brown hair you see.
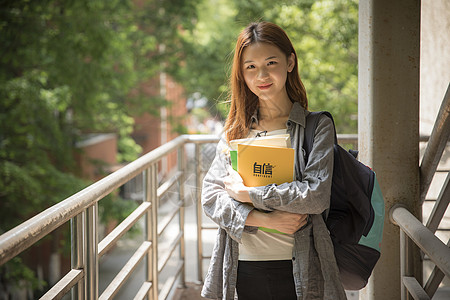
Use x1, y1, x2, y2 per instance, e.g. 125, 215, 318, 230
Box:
223, 22, 308, 143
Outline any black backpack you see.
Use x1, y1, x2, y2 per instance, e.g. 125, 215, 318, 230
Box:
304, 111, 385, 290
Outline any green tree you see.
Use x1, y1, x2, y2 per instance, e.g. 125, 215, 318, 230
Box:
272, 0, 359, 133
172, 0, 239, 118
0, 0, 199, 295
178, 0, 358, 133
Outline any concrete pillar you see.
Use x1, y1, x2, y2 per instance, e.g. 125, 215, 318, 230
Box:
358, 1, 421, 299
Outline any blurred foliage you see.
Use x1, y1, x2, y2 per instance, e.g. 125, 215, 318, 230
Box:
173, 0, 238, 118
176, 0, 358, 133
0, 0, 199, 227
0, 0, 198, 295
0, 257, 47, 294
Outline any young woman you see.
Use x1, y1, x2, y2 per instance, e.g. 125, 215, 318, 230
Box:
201, 22, 346, 300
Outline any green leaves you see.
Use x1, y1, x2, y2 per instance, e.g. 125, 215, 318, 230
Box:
0, 0, 203, 293
177, 0, 358, 132
0, 0, 201, 231
255, 0, 359, 132
0, 257, 47, 291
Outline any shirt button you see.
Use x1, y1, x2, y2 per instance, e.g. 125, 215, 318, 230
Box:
292, 257, 296, 261
286, 121, 292, 127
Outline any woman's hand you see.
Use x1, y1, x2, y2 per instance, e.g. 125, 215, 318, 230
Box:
246, 210, 308, 234
267, 211, 308, 234
223, 165, 252, 204
223, 164, 308, 233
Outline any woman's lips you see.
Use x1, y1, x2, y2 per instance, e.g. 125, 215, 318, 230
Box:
258, 83, 272, 90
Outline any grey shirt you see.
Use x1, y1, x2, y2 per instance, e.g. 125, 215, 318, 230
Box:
201, 102, 346, 300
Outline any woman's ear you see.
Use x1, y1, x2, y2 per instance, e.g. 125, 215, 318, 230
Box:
287, 53, 295, 72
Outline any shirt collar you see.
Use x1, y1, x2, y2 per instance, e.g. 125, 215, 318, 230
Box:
288, 102, 307, 128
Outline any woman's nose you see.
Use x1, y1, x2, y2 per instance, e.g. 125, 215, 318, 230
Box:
257, 67, 269, 79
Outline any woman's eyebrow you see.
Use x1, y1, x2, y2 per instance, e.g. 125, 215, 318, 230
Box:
243, 56, 277, 64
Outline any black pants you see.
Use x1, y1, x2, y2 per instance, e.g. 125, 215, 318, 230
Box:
236, 260, 297, 300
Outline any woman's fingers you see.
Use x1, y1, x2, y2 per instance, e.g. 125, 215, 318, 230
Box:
269, 211, 308, 234
226, 164, 243, 183
223, 169, 252, 203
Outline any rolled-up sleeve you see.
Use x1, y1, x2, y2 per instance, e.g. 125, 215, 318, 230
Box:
201, 138, 255, 243
248, 116, 334, 215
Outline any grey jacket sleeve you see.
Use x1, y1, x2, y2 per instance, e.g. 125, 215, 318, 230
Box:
201, 137, 255, 243
248, 116, 334, 214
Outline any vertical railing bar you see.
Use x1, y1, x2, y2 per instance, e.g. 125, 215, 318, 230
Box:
143, 169, 152, 300
178, 145, 186, 288
71, 212, 85, 300
400, 229, 407, 300
150, 163, 159, 300
85, 203, 98, 299
195, 143, 203, 283
400, 219, 425, 300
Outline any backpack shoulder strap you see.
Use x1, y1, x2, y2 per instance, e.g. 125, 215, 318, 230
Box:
304, 111, 321, 157
304, 111, 337, 161
304, 111, 336, 221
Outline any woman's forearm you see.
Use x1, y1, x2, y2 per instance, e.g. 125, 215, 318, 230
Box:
246, 210, 308, 234
245, 210, 270, 227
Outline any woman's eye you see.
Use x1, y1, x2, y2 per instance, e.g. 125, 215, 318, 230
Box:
246, 65, 255, 69
267, 61, 277, 66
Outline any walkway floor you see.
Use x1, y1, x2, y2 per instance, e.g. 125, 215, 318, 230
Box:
173, 284, 359, 300
173, 283, 203, 300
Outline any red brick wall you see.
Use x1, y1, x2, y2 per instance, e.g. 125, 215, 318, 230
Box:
133, 113, 162, 154
132, 73, 187, 177
165, 75, 187, 172
75, 134, 118, 181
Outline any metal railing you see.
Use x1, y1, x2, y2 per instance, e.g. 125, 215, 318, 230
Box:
1, 89, 448, 300
0, 128, 359, 298
0, 134, 216, 300
390, 83, 450, 300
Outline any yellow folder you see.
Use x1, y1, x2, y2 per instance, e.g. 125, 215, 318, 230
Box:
229, 133, 291, 151
229, 134, 291, 171
237, 143, 295, 187
236, 143, 295, 234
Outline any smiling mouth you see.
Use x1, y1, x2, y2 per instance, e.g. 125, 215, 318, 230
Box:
258, 83, 272, 90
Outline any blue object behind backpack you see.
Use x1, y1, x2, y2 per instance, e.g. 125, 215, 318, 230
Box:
304, 111, 385, 291
359, 175, 384, 252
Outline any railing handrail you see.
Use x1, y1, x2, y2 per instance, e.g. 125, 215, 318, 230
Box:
0, 133, 223, 300
0, 135, 188, 266
1, 129, 447, 299
389, 84, 450, 300
0, 117, 445, 267
390, 205, 450, 279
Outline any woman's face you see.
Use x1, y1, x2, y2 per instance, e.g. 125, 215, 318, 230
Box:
241, 42, 295, 103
